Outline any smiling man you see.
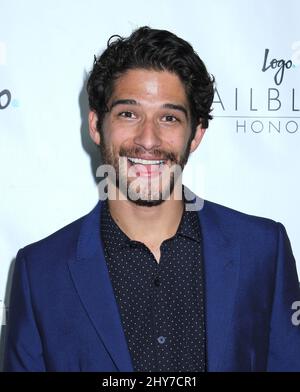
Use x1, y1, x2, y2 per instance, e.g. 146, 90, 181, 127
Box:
4, 27, 300, 372
91, 69, 197, 208
88, 66, 205, 263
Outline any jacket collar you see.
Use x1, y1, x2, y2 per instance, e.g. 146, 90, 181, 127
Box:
197, 195, 240, 371
68, 201, 134, 371
69, 194, 240, 372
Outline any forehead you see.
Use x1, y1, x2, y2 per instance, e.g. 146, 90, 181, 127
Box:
109, 68, 189, 107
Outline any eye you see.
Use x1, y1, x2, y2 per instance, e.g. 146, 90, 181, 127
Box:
118, 111, 136, 119
162, 114, 179, 122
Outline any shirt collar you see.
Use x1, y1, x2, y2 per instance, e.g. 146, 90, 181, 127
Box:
176, 207, 201, 243
100, 199, 132, 252
100, 197, 201, 254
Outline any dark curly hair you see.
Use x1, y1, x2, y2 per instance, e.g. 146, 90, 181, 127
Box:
87, 26, 214, 137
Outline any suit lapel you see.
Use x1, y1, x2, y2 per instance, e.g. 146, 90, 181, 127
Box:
68, 201, 133, 371
68, 197, 240, 372
198, 199, 240, 371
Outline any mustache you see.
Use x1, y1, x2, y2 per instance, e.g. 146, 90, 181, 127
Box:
118, 146, 177, 162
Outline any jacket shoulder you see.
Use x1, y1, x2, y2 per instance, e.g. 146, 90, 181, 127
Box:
201, 199, 281, 240
203, 199, 278, 225
16, 204, 98, 270
200, 200, 288, 273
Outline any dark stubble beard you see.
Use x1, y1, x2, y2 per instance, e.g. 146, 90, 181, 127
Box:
99, 132, 192, 207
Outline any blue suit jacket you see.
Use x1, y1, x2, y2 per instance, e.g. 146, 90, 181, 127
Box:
3, 199, 300, 371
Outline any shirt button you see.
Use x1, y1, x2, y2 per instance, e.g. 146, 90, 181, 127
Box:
157, 336, 166, 344
154, 277, 161, 287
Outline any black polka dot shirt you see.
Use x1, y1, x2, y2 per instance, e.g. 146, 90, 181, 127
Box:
100, 200, 206, 372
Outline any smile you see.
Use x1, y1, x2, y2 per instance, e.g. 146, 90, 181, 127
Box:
127, 157, 166, 165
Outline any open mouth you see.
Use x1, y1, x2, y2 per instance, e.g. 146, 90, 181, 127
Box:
126, 156, 167, 177
127, 157, 166, 165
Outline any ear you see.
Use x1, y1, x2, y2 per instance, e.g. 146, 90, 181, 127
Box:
88, 111, 101, 145
189, 124, 206, 153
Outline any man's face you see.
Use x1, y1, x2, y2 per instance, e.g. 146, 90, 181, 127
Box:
89, 69, 205, 206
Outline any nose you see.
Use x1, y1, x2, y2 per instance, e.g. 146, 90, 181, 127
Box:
133, 118, 161, 151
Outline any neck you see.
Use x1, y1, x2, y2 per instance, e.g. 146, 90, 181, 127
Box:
107, 191, 184, 250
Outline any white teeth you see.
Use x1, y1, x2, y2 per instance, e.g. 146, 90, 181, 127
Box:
127, 157, 165, 165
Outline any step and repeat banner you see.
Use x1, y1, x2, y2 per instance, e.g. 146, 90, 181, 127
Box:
0, 0, 299, 362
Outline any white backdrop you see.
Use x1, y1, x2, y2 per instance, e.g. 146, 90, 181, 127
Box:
1, 0, 299, 363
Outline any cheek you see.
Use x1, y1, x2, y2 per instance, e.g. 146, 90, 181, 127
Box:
108, 121, 134, 144
102, 125, 124, 148
165, 135, 188, 151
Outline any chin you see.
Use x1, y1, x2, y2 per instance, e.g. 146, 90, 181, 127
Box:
115, 172, 179, 204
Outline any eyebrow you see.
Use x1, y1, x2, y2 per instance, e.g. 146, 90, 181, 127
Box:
110, 99, 138, 109
162, 103, 188, 119
109, 99, 188, 119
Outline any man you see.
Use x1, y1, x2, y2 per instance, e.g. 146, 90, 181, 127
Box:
4, 26, 300, 372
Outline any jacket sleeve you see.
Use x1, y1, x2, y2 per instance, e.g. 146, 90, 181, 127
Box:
3, 249, 46, 371
267, 223, 300, 371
